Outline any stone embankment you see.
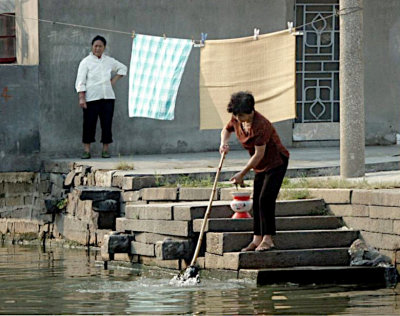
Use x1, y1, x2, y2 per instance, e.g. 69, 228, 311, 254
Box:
0, 164, 399, 285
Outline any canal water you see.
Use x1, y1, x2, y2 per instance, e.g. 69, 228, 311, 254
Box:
0, 244, 399, 315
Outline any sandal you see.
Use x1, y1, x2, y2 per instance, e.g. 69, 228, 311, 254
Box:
81, 152, 91, 159
102, 151, 111, 158
241, 242, 259, 252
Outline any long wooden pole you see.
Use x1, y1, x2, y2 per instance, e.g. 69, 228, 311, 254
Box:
190, 152, 226, 267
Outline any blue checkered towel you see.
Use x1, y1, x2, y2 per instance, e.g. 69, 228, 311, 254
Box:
128, 34, 193, 120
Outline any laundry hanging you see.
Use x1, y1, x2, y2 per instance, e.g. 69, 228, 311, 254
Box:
128, 34, 193, 120
199, 29, 296, 129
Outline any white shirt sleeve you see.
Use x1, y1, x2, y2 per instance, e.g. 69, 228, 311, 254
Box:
111, 58, 128, 76
75, 59, 88, 93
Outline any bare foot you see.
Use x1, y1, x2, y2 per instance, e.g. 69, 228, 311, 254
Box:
255, 241, 275, 252
241, 242, 259, 252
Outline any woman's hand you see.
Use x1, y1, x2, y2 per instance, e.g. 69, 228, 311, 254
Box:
79, 98, 87, 109
219, 144, 230, 155
230, 171, 245, 186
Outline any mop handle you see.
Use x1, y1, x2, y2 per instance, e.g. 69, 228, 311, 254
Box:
190, 152, 226, 267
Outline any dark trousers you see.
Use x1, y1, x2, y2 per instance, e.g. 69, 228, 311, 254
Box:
82, 99, 115, 144
252, 155, 289, 236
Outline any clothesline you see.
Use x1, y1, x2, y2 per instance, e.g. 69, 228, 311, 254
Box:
0, 6, 362, 44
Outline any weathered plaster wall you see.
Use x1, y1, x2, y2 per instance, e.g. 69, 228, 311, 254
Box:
363, 0, 400, 144
0, 66, 40, 171
38, 0, 295, 157
0, 0, 14, 13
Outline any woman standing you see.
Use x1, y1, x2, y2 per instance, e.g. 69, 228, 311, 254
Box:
220, 91, 289, 252
75, 35, 127, 159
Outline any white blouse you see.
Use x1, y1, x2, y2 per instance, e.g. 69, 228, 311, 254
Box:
75, 52, 127, 102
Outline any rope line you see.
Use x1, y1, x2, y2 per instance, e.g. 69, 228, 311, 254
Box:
0, 6, 363, 40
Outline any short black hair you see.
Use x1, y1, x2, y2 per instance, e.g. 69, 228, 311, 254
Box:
91, 35, 106, 46
227, 91, 255, 115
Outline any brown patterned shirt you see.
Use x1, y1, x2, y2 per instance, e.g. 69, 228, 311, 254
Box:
225, 111, 289, 173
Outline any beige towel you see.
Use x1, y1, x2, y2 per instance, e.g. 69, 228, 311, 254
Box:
200, 29, 296, 129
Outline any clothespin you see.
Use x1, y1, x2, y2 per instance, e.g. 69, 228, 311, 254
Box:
253, 28, 260, 40
287, 21, 303, 36
201, 33, 207, 45
163, 33, 167, 40
131, 30, 136, 39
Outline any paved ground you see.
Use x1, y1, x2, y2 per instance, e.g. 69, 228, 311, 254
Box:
51, 145, 400, 184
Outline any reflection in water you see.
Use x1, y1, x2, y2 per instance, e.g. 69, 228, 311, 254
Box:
0, 244, 399, 315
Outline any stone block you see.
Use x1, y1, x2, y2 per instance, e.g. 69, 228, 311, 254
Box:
121, 191, 141, 202
141, 188, 177, 201
368, 219, 393, 234
54, 214, 89, 245
50, 173, 65, 189
220, 188, 237, 201
106, 234, 134, 253
361, 231, 400, 251
125, 205, 173, 220
371, 191, 400, 207
64, 170, 76, 187
155, 239, 193, 260
5, 196, 24, 206
92, 199, 118, 212
342, 216, 370, 231
327, 204, 352, 217
393, 220, 400, 233
131, 241, 155, 256
351, 190, 372, 205
370, 206, 400, 220
77, 186, 121, 201
139, 256, 181, 269
95, 170, 115, 187
134, 232, 187, 244
0, 198, 5, 208
116, 218, 191, 237
308, 189, 352, 204
65, 192, 79, 216
0, 220, 7, 233
75, 199, 93, 220
39, 180, 51, 194
122, 176, 156, 191
74, 175, 83, 187
2, 207, 31, 219
12, 220, 41, 233
111, 175, 124, 188
4, 182, 35, 194
173, 202, 232, 221
351, 204, 370, 217
179, 188, 218, 201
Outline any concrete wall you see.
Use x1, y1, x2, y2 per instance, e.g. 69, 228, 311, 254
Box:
364, 0, 400, 144
0, 0, 13, 13
38, 0, 295, 157
0, 66, 40, 171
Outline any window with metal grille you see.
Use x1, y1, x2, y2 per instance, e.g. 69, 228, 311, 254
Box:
0, 13, 16, 63
295, 1, 340, 123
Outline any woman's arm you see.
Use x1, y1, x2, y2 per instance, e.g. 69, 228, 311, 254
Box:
230, 144, 266, 185
75, 60, 88, 109
111, 74, 123, 86
220, 128, 232, 154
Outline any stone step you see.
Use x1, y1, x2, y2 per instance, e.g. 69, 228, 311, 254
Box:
206, 229, 359, 255
238, 266, 398, 286
116, 217, 192, 237
125, 198, 326, 220
76, 186, 121, 201
205, 247, 350, 270
193, 216, 343, 233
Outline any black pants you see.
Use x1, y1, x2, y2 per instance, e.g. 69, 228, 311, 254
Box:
82, 99, 115, 144
252, 155, 289, 236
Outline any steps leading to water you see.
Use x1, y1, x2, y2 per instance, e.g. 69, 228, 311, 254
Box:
104, 186, 397, 286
